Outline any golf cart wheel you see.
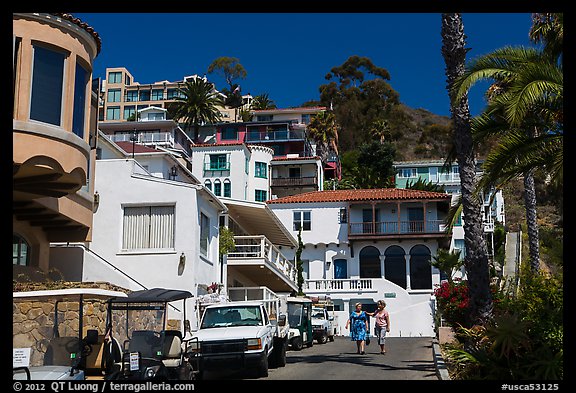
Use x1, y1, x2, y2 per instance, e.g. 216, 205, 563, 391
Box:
291, 336, 303, 351
329, 334, 335, 342
306, 338, 313, 348
317, 332, 328, 344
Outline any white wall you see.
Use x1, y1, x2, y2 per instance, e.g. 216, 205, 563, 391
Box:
80, 159, 222, 328
247, 145, 273, 201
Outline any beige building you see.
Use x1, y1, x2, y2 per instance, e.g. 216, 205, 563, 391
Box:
13, 13, 102, 278
98, 67, 252, 126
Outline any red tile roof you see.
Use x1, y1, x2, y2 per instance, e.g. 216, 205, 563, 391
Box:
267, 188, 451, 204
52, 13, 102, 54
115, 142, 161, 154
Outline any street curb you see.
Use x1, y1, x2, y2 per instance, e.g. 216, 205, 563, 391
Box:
432, 340, 451, 380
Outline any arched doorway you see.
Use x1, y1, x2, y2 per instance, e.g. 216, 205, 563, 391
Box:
384, 245, 406, 288
410, 245, 432, 289
359, 246, 380, 278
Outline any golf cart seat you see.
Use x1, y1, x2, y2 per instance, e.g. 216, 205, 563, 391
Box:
160, 330, 183, 368
129, 330, 162, 358
44, 336, 80, 366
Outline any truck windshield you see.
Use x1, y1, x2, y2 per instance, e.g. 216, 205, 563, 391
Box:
201, 306, 263, 328
311, 309, 325, 319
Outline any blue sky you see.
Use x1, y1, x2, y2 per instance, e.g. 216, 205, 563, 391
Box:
76, 13, 536, 118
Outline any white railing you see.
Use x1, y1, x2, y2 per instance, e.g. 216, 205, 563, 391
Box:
110, 132, 174, 146
304, 279, 374, 291
228, 236, 297, 282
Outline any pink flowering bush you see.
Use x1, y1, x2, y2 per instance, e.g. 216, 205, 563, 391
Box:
434, 278, 469, 328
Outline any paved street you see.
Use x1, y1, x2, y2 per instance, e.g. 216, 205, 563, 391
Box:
203, 336, 439, 380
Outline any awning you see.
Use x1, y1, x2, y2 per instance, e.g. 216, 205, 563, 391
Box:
222, 198, 297, 248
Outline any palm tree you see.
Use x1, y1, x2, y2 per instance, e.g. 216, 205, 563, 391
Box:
369, 119, 391, 144
307, 111, 339, 163
250, 93, 277, 110
441, 13, 493, 327
452, 18, 563, 272
168, 77, 223, 143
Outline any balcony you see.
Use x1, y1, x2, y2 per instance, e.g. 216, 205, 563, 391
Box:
226, 235, 298, 292
246, 129, 305, 142
271, 176, 318, 188
110, 131, 174, 146
304, 279, 374, 292
349, 220, 448, 239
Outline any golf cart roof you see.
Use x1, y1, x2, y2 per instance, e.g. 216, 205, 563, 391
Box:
287, 297, 313, 304
108, 288, 193, 303
13, 287, 128, 301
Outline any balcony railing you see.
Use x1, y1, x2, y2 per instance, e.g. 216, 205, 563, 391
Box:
110, 132, 174, 146
304, 279, 374, 291
227, 235, 297, 282
245, 129, 306, 142
349, 220, 446, 236
271, 176, 318, 187
203, 162, 231, 171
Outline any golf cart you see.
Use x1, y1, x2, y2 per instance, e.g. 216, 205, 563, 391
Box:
286, 297, 314, 351
104, 288, 198, 381
13, 287, 128, 380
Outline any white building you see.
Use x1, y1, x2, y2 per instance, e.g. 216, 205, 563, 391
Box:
267, 188, 453, 337
50, 133, 227, 328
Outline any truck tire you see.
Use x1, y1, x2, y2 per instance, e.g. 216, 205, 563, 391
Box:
317, 331, 328, 344
257, 350, 269, 378
306, 338, 314, 348
291, 336, 303, 351
329, 334, 335, 342
270, 337, 287, 368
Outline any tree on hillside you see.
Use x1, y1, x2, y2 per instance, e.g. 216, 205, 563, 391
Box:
207, 56, 247, 93
354, 140, 396, 189
318, 56, 402, 151
168, 77, 223, 143
441, 13, 493, 328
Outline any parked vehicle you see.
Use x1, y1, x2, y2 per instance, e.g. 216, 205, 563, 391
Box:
13, 287, 127, 380
311, 299, 336, 344
104, 288, 199, 381
189, 287, 289, 379
286, 297, 314, 350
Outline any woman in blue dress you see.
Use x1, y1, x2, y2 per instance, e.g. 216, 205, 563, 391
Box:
345, 302, 369, 354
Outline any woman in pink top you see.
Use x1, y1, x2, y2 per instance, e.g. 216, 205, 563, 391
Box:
372, 300, 390, 354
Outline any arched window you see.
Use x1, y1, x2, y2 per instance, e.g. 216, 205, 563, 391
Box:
359, 246, 380, 278
13, 234, 30, 266
204, 179, 212, 192
333, 259, 347, 279
223, 179, 231, 198
410, 245, 432, 289
213, 179, 221, 196
384, 245, 406, 289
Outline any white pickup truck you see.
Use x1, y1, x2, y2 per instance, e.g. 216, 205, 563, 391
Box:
189, 297, 289, 379
311, 303, 336, 344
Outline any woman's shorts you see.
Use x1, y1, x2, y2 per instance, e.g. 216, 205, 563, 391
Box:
374, 325, 387, 345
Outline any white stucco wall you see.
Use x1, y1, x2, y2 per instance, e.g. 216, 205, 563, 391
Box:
79, 159, 223, 327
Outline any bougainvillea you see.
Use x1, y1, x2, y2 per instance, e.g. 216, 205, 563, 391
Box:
434, 278, 470, 328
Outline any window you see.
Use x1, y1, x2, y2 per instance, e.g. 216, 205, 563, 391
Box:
255, 189, 267, 202
125, 90, 138, 102
255, 162, 267, 178
384, 246, 406, 289
125, 74, 131, 85
122, 205, 175, 250
108, 71, 122, 84
107, 88, 121, 102
200, 212, 210, 256
397, 168, 417, 178
30, 45, 65, 126
301, 114, 311, 124
151, 89, 163, 101
409, 245, 432, 289
256, 115, 273, 122
208, 154, 229, 170
454, 239, 466, 260
72, 61, 89, 138
214, 179, 222, 196
289, 167, 301, 178
106, 106, 120, 120
333, 259, 347, 279
123, 106, 136, 120
204, 180, 212, 192
221, 127, 238, 140
223, 179, 231, 197
13, 234, 30, 266
339, 208, 347, 224
293, 211, 311, 231
166, 89, 178, 99
139, 90, 151, 101
270, 145, 285, 156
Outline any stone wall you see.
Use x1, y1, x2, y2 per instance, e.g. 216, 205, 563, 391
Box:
13, 298, 108, 367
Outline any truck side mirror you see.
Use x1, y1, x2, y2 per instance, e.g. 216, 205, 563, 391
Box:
328, 316, 334, 321
278, 314, 287, 326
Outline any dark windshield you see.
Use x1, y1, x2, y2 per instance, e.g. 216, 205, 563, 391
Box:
201, 306, 263, 328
